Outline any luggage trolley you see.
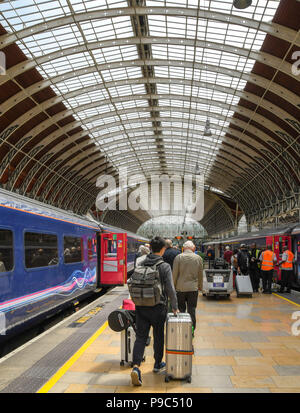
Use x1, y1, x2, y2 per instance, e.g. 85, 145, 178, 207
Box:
202, 259, 233, 298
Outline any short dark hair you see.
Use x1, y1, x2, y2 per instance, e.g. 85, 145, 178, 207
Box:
150, 236, 166, 253
266, 244, 272, 250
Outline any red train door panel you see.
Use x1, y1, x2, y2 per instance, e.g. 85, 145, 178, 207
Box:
100, 232, 127, 286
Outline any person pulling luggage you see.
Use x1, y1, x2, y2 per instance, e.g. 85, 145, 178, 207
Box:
172, 240, 203, 337
128, 236, 179, 387
237, 244, 251, 276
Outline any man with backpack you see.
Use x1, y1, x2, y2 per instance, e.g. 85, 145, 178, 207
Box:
128, 236, 179, 387
237, 244, 251, 275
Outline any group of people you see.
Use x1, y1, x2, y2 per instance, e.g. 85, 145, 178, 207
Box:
206, 243, 295, 294
130, 237, 203, 386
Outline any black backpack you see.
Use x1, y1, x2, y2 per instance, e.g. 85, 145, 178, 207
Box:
239, 250, 249, 271
127, 259, 164, 307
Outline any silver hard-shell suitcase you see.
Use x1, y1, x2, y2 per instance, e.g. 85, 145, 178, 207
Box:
165, 313, 193, 383
120, 326, 135, 367
235, 274, 253, 297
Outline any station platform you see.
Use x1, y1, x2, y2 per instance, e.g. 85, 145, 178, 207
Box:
0, 286, 300, 394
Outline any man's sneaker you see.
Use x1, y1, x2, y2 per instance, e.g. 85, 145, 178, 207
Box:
153, 362, 166, 373
131, 367, 142, 386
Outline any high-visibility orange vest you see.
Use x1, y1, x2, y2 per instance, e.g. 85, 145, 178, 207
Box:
261, 250, 275, 271
281, 250, 294, 269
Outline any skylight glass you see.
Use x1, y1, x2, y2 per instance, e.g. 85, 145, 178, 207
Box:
0, 0, 280, 180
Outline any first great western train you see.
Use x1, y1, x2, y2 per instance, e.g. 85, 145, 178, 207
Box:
0, 188, 147, 342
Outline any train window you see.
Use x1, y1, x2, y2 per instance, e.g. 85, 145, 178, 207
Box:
105, 239, 117, 257
64, 236, 83, 264
87, 237, 97, 261
0, 229, 13, 272
25, 232, 58, 269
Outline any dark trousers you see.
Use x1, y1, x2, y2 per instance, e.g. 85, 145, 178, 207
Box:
281, 270, 294, 291
249, 268, 260, 291
176, 291, 198, 330
261, 270, 273, 292
132, 304, 167, 367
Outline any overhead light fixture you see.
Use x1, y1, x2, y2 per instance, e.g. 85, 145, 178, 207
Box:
203, 119, 212, 137
194, 162, 201, 175
233, 0, 252, 9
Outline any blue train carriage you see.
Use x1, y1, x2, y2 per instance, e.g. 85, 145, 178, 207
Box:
0, 188, 149, 340
0, 188, 101, 340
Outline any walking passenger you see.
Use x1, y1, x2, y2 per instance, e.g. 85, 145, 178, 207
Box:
134, 244, 147, 268
172, 240, 203, 335
135, 245, 150, 268
231, 248, 239, 287
260, 244, 277, 294
237, 244, 251, 275
224, 246, 233, 266
163, 239, 181, 270
279, 246, 295, 294
249, 243, 261, 292
130, 237, 178, 387
206, 245, 215, 268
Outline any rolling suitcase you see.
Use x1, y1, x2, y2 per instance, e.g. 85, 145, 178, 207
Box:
120, 326, 136, 367
165, 313, 193, 383
235, 274, 253, 298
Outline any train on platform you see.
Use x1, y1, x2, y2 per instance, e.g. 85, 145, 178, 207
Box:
204, 224, 300, 286
0, 188, 148, 342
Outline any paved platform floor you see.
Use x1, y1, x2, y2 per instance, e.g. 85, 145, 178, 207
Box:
46, 292, 300, 393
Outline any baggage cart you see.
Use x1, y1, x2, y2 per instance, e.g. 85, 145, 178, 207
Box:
202, 269, 233, 298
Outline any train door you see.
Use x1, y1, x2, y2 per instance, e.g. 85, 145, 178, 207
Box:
99, 232, 127, 286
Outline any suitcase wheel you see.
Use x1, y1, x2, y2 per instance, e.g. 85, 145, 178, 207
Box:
187, 376, 192, 384
165, 376, 170, 383
120, 361, 124, 366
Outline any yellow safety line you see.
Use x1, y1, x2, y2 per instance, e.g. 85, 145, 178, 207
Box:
272, 293, 300, 308
37, 321, 108, 393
